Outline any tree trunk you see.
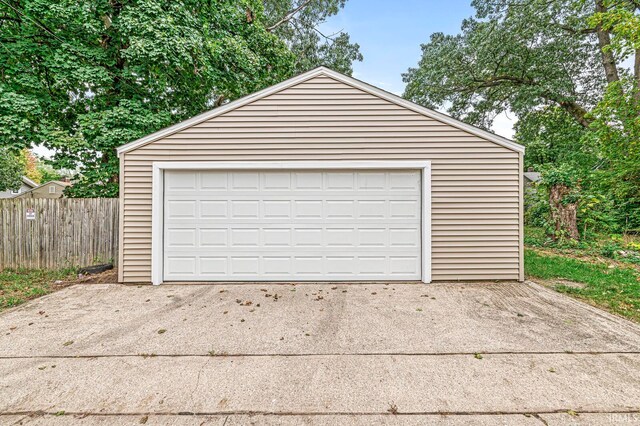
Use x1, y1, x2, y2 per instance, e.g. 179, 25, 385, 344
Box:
549, 184, 579, 241
634, 48, 640, 102
595, 0, 620, 85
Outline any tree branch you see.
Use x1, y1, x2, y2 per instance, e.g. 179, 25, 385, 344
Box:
267, 0, 314, 32
312, 26, 344, 42
555, 23, 597, 35
556, 99, 592, 128
458, 73, 593, 128
469, 74, 536, 88
538, 90, 592, 128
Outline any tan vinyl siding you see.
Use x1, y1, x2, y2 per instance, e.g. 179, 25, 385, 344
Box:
121, 75, 521, 282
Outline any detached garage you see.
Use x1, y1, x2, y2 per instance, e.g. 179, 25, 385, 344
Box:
117, 67, 524, 285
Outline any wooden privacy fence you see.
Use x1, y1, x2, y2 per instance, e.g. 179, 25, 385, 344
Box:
0, 198, 119, 270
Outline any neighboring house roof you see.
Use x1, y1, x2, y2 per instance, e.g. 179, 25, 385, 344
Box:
116, 66, 525, 156
12, 180, 71, 198
21, 176, 38, 188
524, 172, 541, 183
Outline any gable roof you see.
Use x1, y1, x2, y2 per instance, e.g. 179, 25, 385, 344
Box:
117, 66, 525, 155
21, 176, 38, 188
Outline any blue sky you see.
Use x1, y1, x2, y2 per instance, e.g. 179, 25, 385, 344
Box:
320, 0, 516, 138
321, 0, 474, 95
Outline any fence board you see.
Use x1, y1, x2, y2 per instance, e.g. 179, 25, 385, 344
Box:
0, 198, 119, 270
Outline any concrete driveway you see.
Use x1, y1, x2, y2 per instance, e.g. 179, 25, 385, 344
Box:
1, 281, 640, 425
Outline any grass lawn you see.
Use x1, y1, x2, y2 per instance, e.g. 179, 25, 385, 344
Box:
0, 268, 78, 312
525, 249, 640, 322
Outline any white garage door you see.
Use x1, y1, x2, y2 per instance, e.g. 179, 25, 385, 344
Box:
163, 170, 422, 281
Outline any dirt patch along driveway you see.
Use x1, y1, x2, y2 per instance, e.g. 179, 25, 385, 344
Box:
1, 281, 640, 424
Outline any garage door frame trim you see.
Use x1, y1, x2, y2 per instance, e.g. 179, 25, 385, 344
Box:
151, 160, 432, 285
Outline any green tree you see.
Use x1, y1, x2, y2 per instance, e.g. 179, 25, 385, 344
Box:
402, 0, 606, 129
515, 107, 594, 171
0, 0, 297, 197
588, 79, 640, 228
403, 0, 640, 235
32, 153, 68, 182
0, 149, 22, 191
263, 0, 363, 74
586, 5, 640, 229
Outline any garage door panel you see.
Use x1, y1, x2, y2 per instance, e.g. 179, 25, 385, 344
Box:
165, 199, 419, 223
200, 201, 227, 218
360, 228, 387, 247
165, 257, 197, 277
201, 228, 227, 246
358, 200, 386, 218
164, 224, 420, 251
263, 200, 291, 218
393, 255, 421, 275
390, 172, 421, 189
294, 228, 323, 247
326, 228, 356, 247
390, 227, 421, 247
200, 257, 226, 276
200, 172, 227, 189
263, 256, 291, 275
293, 172, 323, 189
263, 172, 291, 189
230, 228, 260, 247
166, 200, 196, 218
166, 171, 424, 193
163, 170, 422, 281
294, 201, 323, 219
390, 200, 420, 218
230, 201, 259, 218
164, 254, 421, 281
326, 172, 355, 189
263, 228, 292, 246
231, 172, 259, 190
165, 191, 419, 198
230, 256, 259, 275
165, 229, 196, 247
167, 172, 421, 195
359, 256, 387, 275
326, 200, 356, 218
325, 256, 356, 275
165, 172, 196, 190
357, 172, 386, 189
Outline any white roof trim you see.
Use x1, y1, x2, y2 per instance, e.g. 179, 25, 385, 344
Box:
117, 66, 524, 155
21, 176, 38, 188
